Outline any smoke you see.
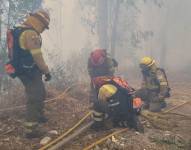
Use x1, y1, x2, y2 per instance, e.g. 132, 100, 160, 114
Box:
42, 0, 191, 73
138, 0, 191, 72
42, 0, 91, 68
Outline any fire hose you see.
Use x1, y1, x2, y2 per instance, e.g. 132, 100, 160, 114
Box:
39, 100, 191, 150
83, 101, 191, 150
39, 111, 92, 150
0, 84, 79, 113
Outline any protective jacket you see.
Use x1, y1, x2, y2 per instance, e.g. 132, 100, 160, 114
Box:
88, 56, 118, 78
18, 26, 49, 74
141, 68, 170, 98
92, 76, 143, 130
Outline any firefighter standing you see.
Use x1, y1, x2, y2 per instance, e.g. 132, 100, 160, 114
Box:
87, 49, 118, 102
14, 10, 51, 138
136, 57, 170, 112
91, 76, 144, 132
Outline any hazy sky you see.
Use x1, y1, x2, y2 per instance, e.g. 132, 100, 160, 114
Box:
138, 0, 191, 70
41, 0, 191, 71
42, 0, 89, 62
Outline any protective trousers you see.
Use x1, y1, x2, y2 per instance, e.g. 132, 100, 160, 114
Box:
135, 88, 165, 111
18, 68, 46, 122
135, 88, 158, 104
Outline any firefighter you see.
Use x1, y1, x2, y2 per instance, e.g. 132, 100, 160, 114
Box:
136, 57, 170, 112
87, 49, 118, 102
91, 76, 144, 132
87, 49, 118, 78
14, 9, 51, 138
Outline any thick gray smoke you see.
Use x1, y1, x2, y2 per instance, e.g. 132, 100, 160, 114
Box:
138, 0, 191, 72
42, 0, 191, 73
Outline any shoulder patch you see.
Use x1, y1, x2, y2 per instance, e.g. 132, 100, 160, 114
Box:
19, 30, 42, 50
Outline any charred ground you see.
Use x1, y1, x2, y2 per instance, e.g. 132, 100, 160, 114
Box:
0, 73, 191, 150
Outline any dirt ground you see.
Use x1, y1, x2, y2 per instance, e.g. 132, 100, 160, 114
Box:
0, 73, 191, 150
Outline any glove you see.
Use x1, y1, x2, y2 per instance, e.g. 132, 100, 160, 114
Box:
44, 73, 51, 81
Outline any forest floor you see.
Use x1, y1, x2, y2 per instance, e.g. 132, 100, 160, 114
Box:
0, 72, 191, 150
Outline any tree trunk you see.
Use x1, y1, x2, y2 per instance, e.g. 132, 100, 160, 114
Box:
110, 0, 120, 57
0, 0, 3, 90
159, 4, 169, 69
160, 35, 167, 68
97, 0, 108, 49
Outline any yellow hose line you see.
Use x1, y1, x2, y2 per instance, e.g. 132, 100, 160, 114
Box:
39, 111, 92, 150
166, 112, 191, 119
83, 101, 191, 150
45, 84, 77, 103
0, 89, 70, 112
83, 128, 128, 150
163, 101, 190, 113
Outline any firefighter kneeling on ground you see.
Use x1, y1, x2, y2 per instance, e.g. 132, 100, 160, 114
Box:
91, 76, 144, 132
136, 57, 170, 112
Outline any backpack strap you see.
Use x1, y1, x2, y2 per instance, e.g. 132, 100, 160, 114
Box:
157, 68, 171, 97
157, 68, 169, 87
111, 77, 135, 94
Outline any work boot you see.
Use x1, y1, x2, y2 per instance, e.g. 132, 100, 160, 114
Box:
38, 116, 48, 123
126, 116, 144, 133
24, 122, 45, 139
134, 118, 144, 133
25, 129, 45, 139
160, 101, 167, 109
90, 121, 105, 131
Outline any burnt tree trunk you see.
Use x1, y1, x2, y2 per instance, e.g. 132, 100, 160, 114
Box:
110, 0, 120, 57
97, 0, 108, 49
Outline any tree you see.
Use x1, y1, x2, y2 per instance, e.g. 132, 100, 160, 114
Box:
78, 0, 165, 69
79, 0, 155, 60
110, 0, 120, 57
8, 0, 42, 27
97, 0, 108, 49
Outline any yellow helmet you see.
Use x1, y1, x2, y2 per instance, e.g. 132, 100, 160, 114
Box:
140, 56, 155, 67
24, 9, 50, 33
30, 9, 50, 29
98, 84, 117, 101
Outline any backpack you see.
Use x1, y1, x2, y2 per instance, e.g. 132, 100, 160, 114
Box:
92, 76, 135, 94
158, 68, 171, 97
5, 27, 35, 78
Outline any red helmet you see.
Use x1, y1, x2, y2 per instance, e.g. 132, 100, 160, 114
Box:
90, 49, 106, 66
